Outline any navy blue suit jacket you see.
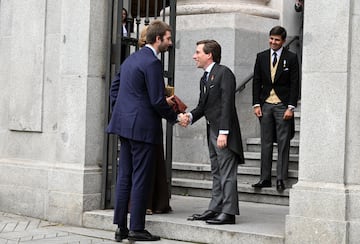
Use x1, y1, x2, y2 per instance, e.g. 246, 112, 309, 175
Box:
106, 47, 178, 144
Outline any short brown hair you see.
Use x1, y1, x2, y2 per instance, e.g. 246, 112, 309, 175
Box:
146, 20, 172, 44
196, 40, 222, 63
269, 26, 287, 40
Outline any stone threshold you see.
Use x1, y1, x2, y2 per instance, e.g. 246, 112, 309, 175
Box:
83, 195, 288, 244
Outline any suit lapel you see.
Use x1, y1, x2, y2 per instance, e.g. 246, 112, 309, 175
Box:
264, 50, 272, 82
274, 49, 287, 82
207, 64, 218, 89
201, 64, 218, 104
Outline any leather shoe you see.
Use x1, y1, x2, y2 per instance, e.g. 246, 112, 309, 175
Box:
252, 180, 272, 188
206, 213, 235, 225
115, 227, 129, 242
276, 180, 286, 191
187, 210, 218, 221
128, 230, 160, 241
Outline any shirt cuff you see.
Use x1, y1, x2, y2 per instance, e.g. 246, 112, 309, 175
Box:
288, 105, 295, 111
188, 112, 193, 124
219, 130, 229, 135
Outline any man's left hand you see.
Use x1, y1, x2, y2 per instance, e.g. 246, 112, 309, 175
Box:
217, 134, 228, 149
283, 109, 294, 120
166, 95, 175, 106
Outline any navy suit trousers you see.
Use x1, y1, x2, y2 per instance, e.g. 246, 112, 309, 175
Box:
113, 137, 155, 231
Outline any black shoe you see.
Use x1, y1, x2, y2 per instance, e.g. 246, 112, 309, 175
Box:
276, 180, 286, 191
115, 227, 129, 242
206, 213, 235, 225
252, 180, 272, 188
187, 210, 218, 221
128, 230, 160, 241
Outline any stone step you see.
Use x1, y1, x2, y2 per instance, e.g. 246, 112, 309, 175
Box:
172, 178, 291, 205
246, 138, 300, 154
243, 151, 299, 170
172, 162, 298, 186
83, 195, 287, 244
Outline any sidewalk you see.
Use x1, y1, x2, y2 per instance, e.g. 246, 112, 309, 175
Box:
83, 195, 288, 244
0, 212, 187, 244
0, 195, 289, 244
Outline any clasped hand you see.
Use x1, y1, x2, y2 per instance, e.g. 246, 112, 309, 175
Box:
177, 113, 190, 127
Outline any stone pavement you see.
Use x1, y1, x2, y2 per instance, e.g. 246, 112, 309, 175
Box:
0, 212, 187, 244
0, 195, 289, 244
83, 195, 289, 244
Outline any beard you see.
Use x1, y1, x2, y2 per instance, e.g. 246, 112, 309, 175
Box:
158, 42, 169, 53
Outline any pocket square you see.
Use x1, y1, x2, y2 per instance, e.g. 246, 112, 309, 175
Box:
209, 85, 215, 88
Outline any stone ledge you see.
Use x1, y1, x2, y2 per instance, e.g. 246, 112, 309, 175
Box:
176, 4, 279, 19
83, 195, 287, 244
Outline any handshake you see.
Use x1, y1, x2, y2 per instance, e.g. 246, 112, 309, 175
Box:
177, 113, 191, 127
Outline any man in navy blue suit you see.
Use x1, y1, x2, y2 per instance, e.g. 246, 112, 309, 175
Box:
106, 20, 188, 242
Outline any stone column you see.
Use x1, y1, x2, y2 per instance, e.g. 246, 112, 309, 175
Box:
172, 1, 279, 163
176, 0, 278, 19
285, 1, 360, 243
0, 0, 108, 225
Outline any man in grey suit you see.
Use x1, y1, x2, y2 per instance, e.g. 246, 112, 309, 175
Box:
252, 26, 299, 191
186, 40, 244, 225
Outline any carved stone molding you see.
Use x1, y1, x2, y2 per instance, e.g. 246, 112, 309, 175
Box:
176, 0, 279, 19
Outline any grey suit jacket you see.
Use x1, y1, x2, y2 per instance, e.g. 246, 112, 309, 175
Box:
191, 63, 244, 163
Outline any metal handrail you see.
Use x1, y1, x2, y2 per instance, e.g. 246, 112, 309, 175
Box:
235, 35, 300, 93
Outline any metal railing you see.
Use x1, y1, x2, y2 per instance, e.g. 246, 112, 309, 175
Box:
101, 0, 175, 209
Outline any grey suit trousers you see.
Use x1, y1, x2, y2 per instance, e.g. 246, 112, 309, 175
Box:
260, 102, 291, 181
207, 128, 239, 215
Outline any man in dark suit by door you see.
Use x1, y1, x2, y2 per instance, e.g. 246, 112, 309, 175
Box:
252, 26, 299, 192
106, 20, 187, 242
186, 40, 244, 225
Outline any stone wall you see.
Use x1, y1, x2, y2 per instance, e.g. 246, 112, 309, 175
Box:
0, 0, 108, 225
286, 0, 360, 243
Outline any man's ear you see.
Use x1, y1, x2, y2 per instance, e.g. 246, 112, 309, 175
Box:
156, 36, 161, 43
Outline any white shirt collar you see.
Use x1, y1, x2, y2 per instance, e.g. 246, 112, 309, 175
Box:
271, 47, 284, 58
205, 62, 216, 74
145, 44, 158, 57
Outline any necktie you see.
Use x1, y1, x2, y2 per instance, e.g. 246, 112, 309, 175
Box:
201, 71, 208, 84
272, 52, 277, 67
201, 71, 208, 93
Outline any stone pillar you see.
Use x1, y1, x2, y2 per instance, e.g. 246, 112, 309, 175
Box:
285, 1, 360, 243
0, 0, 108, 225
172, 1, 279, 163
176, 0, 279, 19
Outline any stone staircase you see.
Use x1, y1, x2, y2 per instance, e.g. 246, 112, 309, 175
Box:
171, 109, 301, 206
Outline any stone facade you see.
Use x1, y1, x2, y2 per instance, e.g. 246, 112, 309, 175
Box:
286, 0, 360, 243
0, 0, 108, 225
1, 0, 359, 243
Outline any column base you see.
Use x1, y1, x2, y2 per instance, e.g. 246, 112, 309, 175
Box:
286, 181, 350, 243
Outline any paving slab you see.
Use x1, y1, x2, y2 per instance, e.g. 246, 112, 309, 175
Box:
83, 195, 288, 244
0, 195, 288, 243
0, 212, 188, 244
